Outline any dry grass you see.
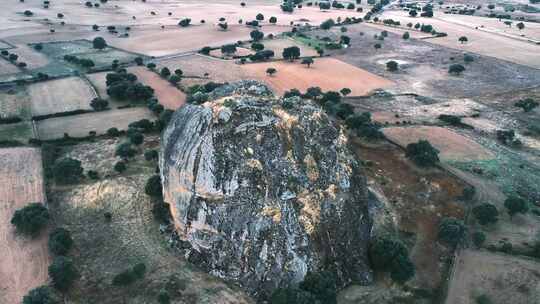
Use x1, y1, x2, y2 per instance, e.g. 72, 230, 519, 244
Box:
28, 76, 97, 117
0, 147, 49, 304
36, 107, 155, 140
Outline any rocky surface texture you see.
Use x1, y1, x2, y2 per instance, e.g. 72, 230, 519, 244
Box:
160, 81, 372, 298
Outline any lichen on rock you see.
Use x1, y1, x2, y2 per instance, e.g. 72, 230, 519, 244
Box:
160, 81, 372, 298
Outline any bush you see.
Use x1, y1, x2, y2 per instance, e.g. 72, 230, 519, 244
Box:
144, 150, 159, 161
145, 175, 163, 197
114, 161, 127, 173
472, 203, 499, 225
116, 142, 136, 158
48, 227, 73, 255
369, 236, 414, 283
448, 64, 466, 75
438, 217, 467, 246
49, 256, 78, 291
106, 127, 120, 137
472, 231, 486, 247
11, 203, 49, 236
128, 131, 144, 145
299, 271, 337, 304
504, 196, 529, 217
23, 286, 57, 304
90, 98, 108, 111
514, 98, 538, 112
475, 294, 493, 304
112, 263, 147, 286
386, 60, 398, 71
405, 140, 440, 167
52, 158, 83, 184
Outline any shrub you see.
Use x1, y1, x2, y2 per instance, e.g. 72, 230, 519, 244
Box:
87, 170, 99, 179
128, 131, 144, 145
472, 231, 486, 247
48, 228, 73, 255
386, 60, 398, 71
514, 98, 538, 112
448, 64, 466, 75
49, 256, 78, 291
106, 127, 120, 137
145, 175, 163, 197
405, 140, 440, 167
115, 142, 136, 158
53, 158, 83, 184
23, 286, 57, 304
112, 263, 147, 286
114, 161, 127, 173
504, 196, 529, 217
369, 236, 414, 283
178, 18, 191, 27
11, 203, 49, 236
90, 98, 108, 111
299, 271, 337, 304
144, 150, 159, 161
92, 37, 107, 50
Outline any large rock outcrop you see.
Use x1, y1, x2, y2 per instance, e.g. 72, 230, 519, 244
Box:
160, 81, 372, 298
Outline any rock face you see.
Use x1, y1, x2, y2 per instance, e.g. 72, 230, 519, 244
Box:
160, 81, 372, 298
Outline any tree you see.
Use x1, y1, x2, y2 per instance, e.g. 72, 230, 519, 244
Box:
369, 236, 415, 283
405, 140, 440, 166
128, 131, 144, 145
49, 256, 78, 292
11, 203, 49, 236
251, 42, 264, 51
301, 57, 314, 68
282, 46, 301, 61
160, 67, 171, 78
92, 37, 107, 50
266, 67, 277, 76
250, 30, 264, 41
145, 175, 163, 197
48, 227, 73, 255
169, 75, 181, 84
409, 9, 417, 17
438, 217, 467, 247
402, 32, 410, 39
144, 150, 158, 161
174, 69, 183, 77
134, 57, 143, 66
472, 231, 486, 247
23, 286, 57, 304
464, 54, 474, 63
320, 19, 335, 30
90, 98, 108, 111
269, 16, 277, 24
221, 44, 237, 55
178, 18, 191, 27
488, 4, 495, 10
448, 64, 466, 75
114, 161, 127, 173
504, 196, 529, 217
53, 158, 83, 184
158, 290, 171, 304
472, 203, 499, 225
374, 43, 381, 51
147, 62, 156, 70
458, 36, 468, 44
386, 60, 398, 71
340, 88, 352, 96
116, 142, 136, 158
299, 271, 337, 304
517, 22, 525, 30
514, 98, 538, 112
256, 13, 264, 21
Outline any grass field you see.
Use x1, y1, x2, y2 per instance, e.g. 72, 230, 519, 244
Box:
0, 147, 49, 304
28, 76, 97, 117
383, 126, 494, 162
129, 66, 186, 110
240, 57, 394, 96
36, 107, 155, 140
0, 87, 31, 119
0, 121, 35, 143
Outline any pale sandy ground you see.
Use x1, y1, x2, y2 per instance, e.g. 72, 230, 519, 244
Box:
240, 57, 394, 96
28, 76, 96, 117
129, 66, 186, 110
0, 148, 49, 304
36, 107, 155, 140
446, 249, 540, 304
382, 126, 494, 161
379, 10, 540, 68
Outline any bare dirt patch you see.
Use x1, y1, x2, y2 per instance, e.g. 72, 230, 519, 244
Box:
0, 147, 49, 304
383, 126, 494, 162
446, 249, 540, 304
28, 76, 97, 117
240, 57, 394, 96
36, 107, 155, 140
129, 66, 186, 110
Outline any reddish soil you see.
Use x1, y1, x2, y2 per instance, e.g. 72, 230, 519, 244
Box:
0, 148, 49, 304
129, 66, 186, 110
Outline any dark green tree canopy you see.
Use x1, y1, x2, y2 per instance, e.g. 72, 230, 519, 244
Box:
11, 203, 50, 236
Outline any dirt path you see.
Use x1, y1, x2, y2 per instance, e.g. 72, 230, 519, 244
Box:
0, 148, 50, 304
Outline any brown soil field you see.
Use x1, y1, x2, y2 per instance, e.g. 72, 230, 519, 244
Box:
379, 10, 540, 68
352, 138, 465, 290
0, 87, 31, 119
241, 57, 394, 96
28, 76, 97, 117
446, 249, 540, 304
260, 37, 319, 59
157, 54, 249, 87
383, 126, 494, 162
0, 148, 49, 304
36, 107, 155, 140
128, 66, 186, 110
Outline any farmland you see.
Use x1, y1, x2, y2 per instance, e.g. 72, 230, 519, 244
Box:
36, 107, 155, 140
240, 57, 394, 96
0, 148, 49, 304
129, 66, 186, 110
28, 76, 97, 117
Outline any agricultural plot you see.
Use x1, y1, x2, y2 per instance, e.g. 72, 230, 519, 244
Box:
36, 107, 155, 140
0, 148, 49, 304
0, 58, 21, 76
446, 250, 540, 304
0, 121, 34, 144
28, 76, 97, 117
10, 44, 50, 70
157, 54, 249, 87
383, 126, 494, 162
129, 66, 186, 110
259, 37, 319, 59
240, 57, 394, 96
0, 87, 32, 119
